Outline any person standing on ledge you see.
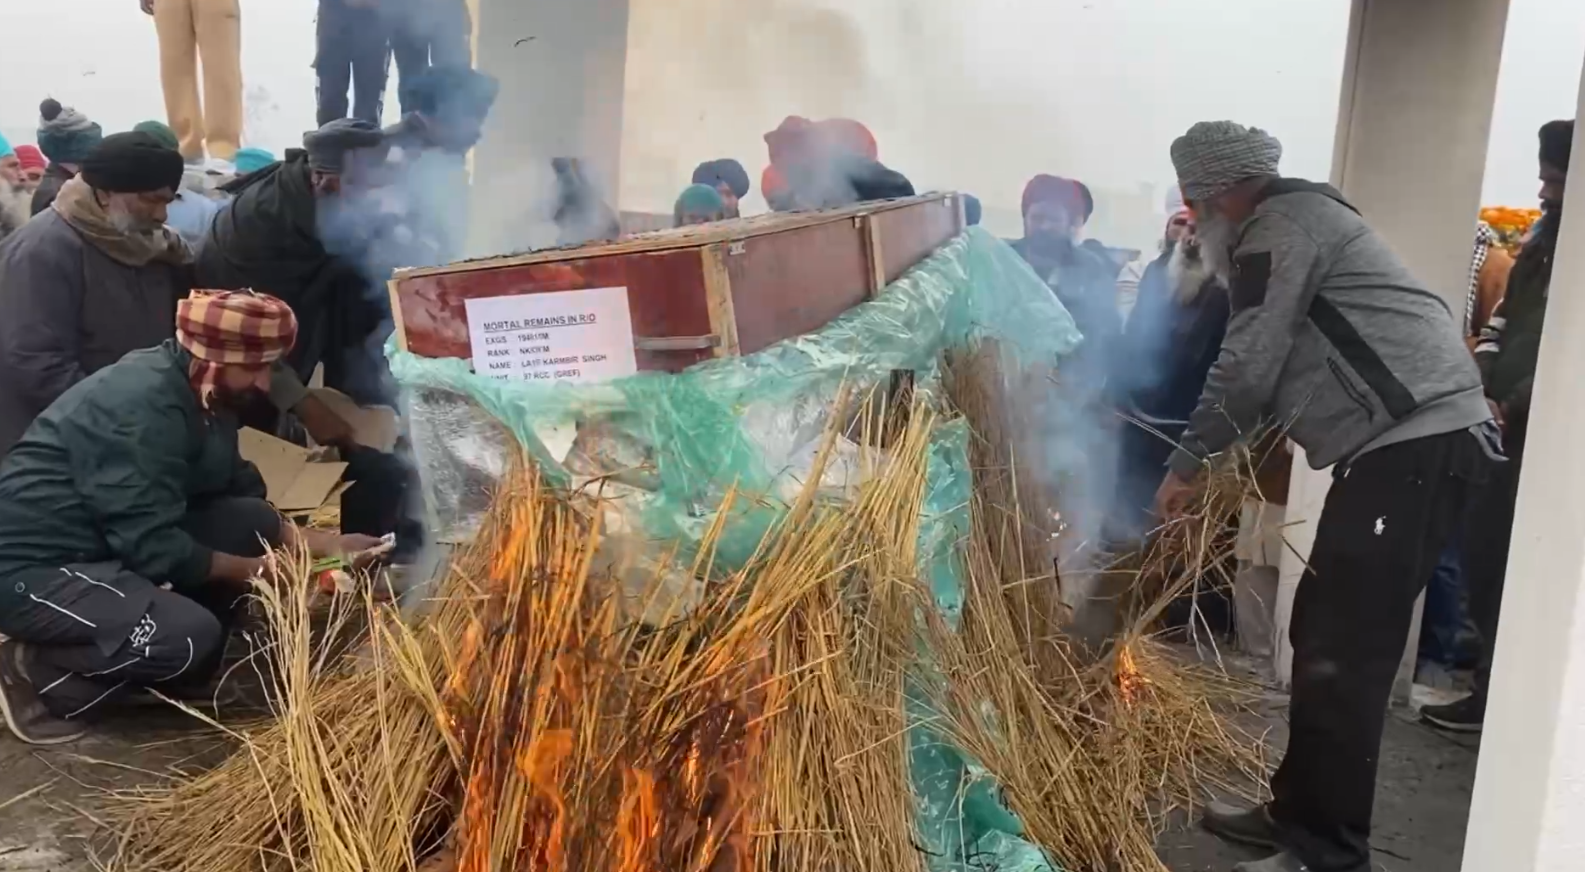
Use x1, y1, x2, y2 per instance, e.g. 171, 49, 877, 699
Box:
142, 0, 243, 162
1154, 120, 1499, 872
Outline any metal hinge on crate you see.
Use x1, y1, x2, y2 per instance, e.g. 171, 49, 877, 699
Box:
634, 335, 722, 352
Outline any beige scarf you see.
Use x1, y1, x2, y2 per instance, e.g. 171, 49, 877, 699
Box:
52, 176, 191, 267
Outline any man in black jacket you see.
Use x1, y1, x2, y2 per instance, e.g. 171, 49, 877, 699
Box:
197, 119, 392, 416
0, 293, 381, 745
1421, 118, 1574, 734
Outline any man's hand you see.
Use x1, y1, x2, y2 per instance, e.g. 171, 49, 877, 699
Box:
293, 393, 356, 448
140, 0, 155, 14
1487, 397, 1506, 434
1153, 470, 1200, 522
209, 551, 269, 584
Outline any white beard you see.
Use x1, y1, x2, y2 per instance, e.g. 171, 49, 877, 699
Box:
1195, 207, 1240, 285
0, 184, 29, 237
1167, 242, 1214, 304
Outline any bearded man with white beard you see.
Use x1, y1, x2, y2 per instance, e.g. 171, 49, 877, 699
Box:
0, 132, 191, 455
1108, 211, 1230, 539
1155, 121, 1501, 872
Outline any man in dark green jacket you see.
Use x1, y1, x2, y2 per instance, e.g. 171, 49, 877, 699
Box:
1422, 118, 1573, 734
0, 292, 381, 744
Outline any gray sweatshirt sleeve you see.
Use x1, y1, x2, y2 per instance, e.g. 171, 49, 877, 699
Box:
1170, 213, 1322, 476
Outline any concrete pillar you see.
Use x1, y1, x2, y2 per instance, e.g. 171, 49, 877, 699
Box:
1460, 67, 1585, 872
1274, 0, 1510, 686
469, 0, 631, 247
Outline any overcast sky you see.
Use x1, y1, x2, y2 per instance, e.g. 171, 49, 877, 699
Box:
1, 0, 1580, 216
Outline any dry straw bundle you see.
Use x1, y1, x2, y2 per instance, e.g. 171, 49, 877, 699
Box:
106, 386, 1265, 872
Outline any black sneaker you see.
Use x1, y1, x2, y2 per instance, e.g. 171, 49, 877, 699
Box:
0, 639, 87, 745
1202, 801, 1282, 850
1421, 695, 1484, 733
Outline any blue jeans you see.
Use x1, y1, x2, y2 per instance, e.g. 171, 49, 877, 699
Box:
1418, 538, 1472, 668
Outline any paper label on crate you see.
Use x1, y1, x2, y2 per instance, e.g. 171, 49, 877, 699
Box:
464, 287, 639, 384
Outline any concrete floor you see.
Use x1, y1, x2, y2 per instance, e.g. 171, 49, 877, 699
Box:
0, 697, 1481, 872
1156, 706, 1481, 872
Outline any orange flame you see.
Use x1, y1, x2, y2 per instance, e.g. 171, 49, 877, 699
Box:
616, 768, 660, 872
1116, 644, 1149, 709
517, 729, 575, 872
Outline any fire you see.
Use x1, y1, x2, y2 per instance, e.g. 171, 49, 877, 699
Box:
616, 768, 660, 872
517, 729, 575, 872
1115, 644, 1150, 708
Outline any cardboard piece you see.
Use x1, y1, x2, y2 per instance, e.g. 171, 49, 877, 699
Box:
238, 428, 350, 513
309, 388, 401, 453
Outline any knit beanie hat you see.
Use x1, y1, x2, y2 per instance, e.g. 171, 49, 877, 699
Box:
37, 98, 104, 164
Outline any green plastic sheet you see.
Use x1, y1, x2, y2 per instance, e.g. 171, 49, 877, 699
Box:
390, 225, 1080, 871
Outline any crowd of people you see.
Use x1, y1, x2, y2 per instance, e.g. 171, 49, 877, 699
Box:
0, 15, 1572, 869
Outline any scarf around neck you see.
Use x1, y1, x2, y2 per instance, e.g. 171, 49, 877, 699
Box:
52, 177, 191, 268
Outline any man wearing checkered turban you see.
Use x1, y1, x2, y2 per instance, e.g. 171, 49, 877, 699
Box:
176, 290, 299, 410
0, 297, 381, 744
1160, 122, 1499, 872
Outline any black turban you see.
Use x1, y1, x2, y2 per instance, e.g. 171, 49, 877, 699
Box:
80, 131, 184, 194
1540, 119, 1574, 172
692, 158, 751, 198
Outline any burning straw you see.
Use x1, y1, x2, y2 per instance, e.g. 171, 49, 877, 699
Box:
105, 384, 1266, 872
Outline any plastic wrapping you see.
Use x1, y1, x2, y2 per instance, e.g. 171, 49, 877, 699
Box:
389, 226, 1081, 870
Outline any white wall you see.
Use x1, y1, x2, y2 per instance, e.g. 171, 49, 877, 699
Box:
620, 0, 1352, 251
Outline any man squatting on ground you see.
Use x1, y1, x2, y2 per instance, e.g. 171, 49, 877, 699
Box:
0, 292, 382, 746
1152, 121, 1502, 872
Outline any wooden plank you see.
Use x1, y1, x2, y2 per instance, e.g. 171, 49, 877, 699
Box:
724, 216, 870, 355
393, 248, 714, 371
873, 193, 963, 286
701, 244, 740, 358
862, 215, 886, 297
387, 278, 410, 351
395, 194, 952, 279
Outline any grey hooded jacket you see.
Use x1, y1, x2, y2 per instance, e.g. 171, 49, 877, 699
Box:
1170, 178, 1491, 475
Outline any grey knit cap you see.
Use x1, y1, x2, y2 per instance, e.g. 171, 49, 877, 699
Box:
1170, 121, 1283, 202
302, 118, 387, 174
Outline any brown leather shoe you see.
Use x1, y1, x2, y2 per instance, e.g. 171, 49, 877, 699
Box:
0, 639, 87, 745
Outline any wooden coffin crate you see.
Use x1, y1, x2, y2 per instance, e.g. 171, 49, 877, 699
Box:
388, 193, 966, 371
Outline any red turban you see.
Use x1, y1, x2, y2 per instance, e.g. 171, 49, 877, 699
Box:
765, 116, 880, 169
1021, 174, 1094, 221
13, 145, 45, 172
817, 118, 877, 160
764, 116, 817, 168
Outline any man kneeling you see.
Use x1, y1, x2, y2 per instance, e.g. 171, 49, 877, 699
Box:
0, 291, 379, 744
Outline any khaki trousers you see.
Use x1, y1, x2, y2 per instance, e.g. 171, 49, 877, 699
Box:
153, 0, 243, 160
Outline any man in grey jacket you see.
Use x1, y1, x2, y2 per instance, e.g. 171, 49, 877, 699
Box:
1155, 122, 1499, 872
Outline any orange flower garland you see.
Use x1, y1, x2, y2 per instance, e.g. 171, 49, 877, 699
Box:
1480, 206, 1542, 254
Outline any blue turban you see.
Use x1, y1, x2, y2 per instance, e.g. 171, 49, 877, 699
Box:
233, 147, 277, 175
674, 184, 726, 224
